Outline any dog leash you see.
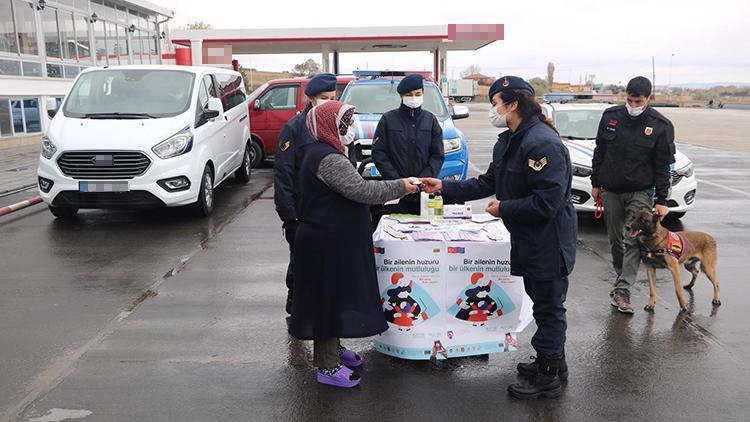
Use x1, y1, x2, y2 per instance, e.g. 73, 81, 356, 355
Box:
594, 197, 604, 220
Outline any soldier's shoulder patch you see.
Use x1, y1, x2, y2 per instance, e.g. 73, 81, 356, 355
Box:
280, 140, 291, 151
528, 156, 548, 172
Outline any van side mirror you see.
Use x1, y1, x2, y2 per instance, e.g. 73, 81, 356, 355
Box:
204, 98, 222, 119
253, 101, 261, 111
46, 97, 58, 119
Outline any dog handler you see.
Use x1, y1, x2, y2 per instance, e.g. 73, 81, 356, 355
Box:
421, 76, 577, 399
591, 76, 675, 314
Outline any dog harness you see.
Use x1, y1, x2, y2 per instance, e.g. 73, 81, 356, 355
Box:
655, 232, 685, 259
640, 231, 685, 260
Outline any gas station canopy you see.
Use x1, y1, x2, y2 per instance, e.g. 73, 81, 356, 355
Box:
169, 24, 504, 84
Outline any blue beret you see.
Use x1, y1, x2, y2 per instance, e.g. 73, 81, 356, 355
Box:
397, 74, 424, 94
305, 73, 337, 97
488, 76, 535, 102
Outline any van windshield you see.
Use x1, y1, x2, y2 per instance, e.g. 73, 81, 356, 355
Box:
63, 69, 195, 119
340, 83, 449, 118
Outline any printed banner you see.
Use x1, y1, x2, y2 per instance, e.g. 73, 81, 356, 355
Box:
373, 226, 533, 360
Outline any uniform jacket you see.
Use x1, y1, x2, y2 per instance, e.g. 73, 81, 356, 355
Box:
591, 105, 675, 205
442, 116, 577, 280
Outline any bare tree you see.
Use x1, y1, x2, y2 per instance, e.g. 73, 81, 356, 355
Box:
186, 21, 212, 30
291, 59, 322, 77
546, 62, 555, 86
461, 65, 482, 78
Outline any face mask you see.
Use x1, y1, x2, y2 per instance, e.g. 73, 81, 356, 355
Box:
315, 98, 330, 106
489, 106, 508, 128
341, 125, 356, 146
402, 96, 424, 109
626, 102, 646, 117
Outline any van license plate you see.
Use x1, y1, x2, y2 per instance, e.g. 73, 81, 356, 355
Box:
79, 181, 129, 192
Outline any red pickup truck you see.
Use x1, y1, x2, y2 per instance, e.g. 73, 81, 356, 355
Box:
246, 75, 354, 167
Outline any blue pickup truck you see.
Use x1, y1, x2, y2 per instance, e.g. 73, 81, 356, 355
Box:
339, 71, 469, 180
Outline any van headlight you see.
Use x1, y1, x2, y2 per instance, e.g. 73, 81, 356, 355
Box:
443, 137, 462, 153
571, 163, 593, 177
41, 135, 57, 160
675, 163, 694, 178
153, 127, 193, 159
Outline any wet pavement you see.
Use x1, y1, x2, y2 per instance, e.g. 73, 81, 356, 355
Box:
1, 107, 749, 421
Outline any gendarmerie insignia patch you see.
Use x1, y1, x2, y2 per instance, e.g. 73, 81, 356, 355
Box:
280, 141, 291, 151
644, 127, 653, 136
528, 157, 548, 171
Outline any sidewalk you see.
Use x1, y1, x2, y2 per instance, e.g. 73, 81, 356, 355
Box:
0, 144, 39, 194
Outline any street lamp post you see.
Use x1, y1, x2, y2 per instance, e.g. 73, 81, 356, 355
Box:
668, 53, 675, 101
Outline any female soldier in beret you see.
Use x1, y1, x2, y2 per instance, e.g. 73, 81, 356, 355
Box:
422, 76, 576, 400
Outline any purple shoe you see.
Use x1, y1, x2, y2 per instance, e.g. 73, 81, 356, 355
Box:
339, 348, 364, 367
316, 365, 360, 388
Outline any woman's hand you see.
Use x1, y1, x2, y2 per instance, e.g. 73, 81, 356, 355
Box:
420, 178, 442, 193
486, 200, 501, 217
402, 178, 418, 194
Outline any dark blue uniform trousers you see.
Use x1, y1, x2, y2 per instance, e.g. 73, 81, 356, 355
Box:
524, 276, 568, 359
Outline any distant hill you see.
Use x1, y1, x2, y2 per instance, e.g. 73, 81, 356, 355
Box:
671, 82, 750, 89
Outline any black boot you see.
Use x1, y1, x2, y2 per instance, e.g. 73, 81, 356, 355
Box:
507, 356, 563, 399
517, 355, 568, 381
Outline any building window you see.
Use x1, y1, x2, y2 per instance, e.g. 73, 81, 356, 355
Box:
56, 0, 89, 11
0, 97, 40, 137
117, 24, 128, 64
22, 60, 41, 76
46, 63, 62, 78
63, 64, 80, 79
42, 7, 61, 60
0, 58, 22, 76
106, 21, 119, 65
76, 14, 91, 62
23, 98, 41, 132
13, 0, 39, 56
0, 99, 12, 137
0, 0, 20, 55
94, 20, 106, 64
11, 100, 24, 133
59, 11, 76, 61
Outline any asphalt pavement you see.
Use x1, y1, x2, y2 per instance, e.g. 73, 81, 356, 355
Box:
1, 107, 749, 421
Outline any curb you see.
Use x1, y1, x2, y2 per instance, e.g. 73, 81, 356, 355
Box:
0, 195, 43, 217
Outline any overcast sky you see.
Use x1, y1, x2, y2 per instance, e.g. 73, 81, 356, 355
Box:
157, 0, 750, 85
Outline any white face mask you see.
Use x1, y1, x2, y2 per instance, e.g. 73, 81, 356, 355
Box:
626, 102, 646, 117
315, 98, 330, 106
341, 125, 356, 146
402, 95, 424, 109
489, 106, 508, 128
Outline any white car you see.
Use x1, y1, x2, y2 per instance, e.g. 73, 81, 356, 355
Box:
541, 102, 697, 219
38, 65, 253, 219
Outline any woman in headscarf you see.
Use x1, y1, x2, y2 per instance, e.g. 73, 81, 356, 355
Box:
289, 100, 417, 388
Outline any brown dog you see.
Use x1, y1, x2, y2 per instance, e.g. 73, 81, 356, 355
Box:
628, 209, 721, 312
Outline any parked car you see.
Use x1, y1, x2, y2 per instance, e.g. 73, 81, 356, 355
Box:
540, 101, 697, 219
38, 65, 252, 219
246, 75, 354, 167
339, 70, 469, 181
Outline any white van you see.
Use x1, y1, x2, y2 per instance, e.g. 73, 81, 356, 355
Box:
37, 65, 253, 218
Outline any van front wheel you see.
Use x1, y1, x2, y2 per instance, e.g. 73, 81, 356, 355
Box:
192, 165, 214, 217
